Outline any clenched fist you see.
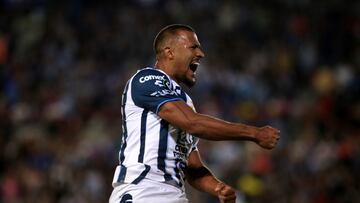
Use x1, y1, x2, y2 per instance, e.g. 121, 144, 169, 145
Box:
254, 126, 280, 149
215, 182, 236, 203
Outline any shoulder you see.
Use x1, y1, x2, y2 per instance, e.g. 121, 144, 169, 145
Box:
133, 68, 170, 81
129, 67, 182, 113
132, 67, 172, 89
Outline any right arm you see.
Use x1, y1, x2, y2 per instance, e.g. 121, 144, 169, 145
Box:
158, 100, 280, 149
129, 68, 279, 149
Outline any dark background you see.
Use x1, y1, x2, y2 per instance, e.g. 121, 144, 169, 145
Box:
0, 0, 359, 202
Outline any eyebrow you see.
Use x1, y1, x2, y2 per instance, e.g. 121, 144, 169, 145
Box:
190, 44, 202, 49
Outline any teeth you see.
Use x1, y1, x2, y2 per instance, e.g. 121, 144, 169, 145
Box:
192, 62, 200, 66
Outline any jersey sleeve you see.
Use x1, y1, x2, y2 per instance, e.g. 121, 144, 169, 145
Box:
131, 69, 183, 114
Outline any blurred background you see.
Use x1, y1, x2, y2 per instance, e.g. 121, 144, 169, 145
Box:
0, 0, 359, 202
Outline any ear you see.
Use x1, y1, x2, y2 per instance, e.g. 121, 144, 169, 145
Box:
164, 47, 174, 60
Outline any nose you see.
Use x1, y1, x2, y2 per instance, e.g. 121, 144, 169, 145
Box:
197, 48, 205, 58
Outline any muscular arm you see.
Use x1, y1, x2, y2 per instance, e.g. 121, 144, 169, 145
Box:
185, 150, 220, 195
186, 150, 236, 202
158, 100, 279, 149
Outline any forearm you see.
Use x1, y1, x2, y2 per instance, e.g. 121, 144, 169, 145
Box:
186, 151, 237, 202
159, 100, 279, 148
186, 165, 222, 197
188, 114, 259, 141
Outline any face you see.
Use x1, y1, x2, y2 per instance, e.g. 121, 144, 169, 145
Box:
171, 30, 205, 87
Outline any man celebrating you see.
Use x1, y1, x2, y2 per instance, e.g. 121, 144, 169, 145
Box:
109, 24, 280, 203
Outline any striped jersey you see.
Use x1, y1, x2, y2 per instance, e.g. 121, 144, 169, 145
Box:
112, 67, 199, 189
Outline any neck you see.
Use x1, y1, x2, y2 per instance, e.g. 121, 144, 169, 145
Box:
154, 60, 179, 83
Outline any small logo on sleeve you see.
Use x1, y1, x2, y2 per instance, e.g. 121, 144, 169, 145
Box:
154, 80, 164, 87
150, 89, 177, 97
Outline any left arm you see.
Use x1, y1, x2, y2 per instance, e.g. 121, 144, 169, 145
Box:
185, 150, 236, 203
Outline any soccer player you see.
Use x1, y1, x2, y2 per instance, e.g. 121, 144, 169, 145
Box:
109, 24, 280, 203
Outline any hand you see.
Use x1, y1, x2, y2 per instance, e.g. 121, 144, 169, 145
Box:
254, 126, 280, 149
215, 182, 236, 203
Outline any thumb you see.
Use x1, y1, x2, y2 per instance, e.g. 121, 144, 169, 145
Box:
215, 182, 225, 193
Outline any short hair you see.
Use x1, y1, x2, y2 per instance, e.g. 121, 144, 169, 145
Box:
153, 24, 196, 55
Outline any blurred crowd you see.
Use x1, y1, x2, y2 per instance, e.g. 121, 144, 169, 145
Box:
0, 0, 359, 203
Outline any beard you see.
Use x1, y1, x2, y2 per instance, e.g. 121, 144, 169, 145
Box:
175, 66, 197, 88
183, 76, 196, 88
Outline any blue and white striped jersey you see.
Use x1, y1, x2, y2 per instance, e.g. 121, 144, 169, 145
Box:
112, 67, 199, 189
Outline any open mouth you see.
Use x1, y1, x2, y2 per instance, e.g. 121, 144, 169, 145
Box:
189, 62, 200, 72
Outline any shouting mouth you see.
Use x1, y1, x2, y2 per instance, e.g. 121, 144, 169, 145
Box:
189, 62, 200, 72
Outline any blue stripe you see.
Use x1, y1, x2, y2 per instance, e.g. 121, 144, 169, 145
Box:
155, 98, 183, 114
131, 165, 151, 184
118, 81, 130, 182
173, 131, 183, 187
138, 109, 148, 163
117, 165, 127, 183
158, 120, 172, 181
